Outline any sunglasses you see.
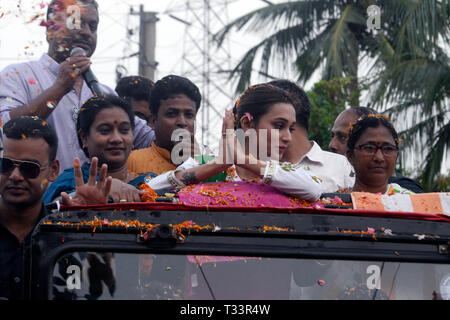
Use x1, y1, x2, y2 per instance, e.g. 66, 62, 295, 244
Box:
0, 157, 50, 179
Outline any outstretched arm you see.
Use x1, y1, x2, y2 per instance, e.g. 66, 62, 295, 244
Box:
147, 110, 234, 190
263, 162, 323, 202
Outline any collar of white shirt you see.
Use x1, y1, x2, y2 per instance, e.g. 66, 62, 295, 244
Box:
296, 141, 355, 193
298, 141, 326, 165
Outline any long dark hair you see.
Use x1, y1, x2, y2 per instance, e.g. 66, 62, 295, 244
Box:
76, 94, 135, 157
232, 84, 295, 129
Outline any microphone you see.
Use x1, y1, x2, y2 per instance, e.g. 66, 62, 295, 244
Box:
70, 47, 103, 96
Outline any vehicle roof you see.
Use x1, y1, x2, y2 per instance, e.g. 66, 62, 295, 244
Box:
55, 202, 450, 224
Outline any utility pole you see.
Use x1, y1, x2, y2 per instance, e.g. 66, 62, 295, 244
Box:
166, 0, 235, 151
132, 5, 159, 81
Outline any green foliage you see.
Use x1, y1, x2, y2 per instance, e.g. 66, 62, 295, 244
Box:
369, 1, 450, 190
430, 174, 450, 193
418, 171, 450, 193
306, 77, 364, 148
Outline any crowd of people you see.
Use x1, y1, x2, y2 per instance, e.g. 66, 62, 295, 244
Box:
0, 0, 425, 300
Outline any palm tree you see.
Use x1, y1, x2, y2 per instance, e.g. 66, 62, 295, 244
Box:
215, 0, 380, 103
216, 0, 450, 190
371, 42, 450, 191
369, 1, 450, 191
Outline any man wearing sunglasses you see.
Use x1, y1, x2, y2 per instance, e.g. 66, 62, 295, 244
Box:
0, 116, 112, 300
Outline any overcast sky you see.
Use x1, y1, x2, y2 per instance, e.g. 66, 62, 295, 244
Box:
0, 0, 285, 88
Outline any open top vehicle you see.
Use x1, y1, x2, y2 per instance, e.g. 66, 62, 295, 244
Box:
29, 185, 450, 300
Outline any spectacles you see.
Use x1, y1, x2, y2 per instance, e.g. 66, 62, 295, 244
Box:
356, 144, 399, 157
0, 157, 50, 179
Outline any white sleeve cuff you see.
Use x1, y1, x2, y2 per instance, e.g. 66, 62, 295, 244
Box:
262, 161, 276, 185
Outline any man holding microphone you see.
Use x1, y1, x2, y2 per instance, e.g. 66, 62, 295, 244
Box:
0, 0, 155, 173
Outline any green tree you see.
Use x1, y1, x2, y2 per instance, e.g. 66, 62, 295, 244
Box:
215, 0, 381, 103
307, 77, 364, 148
369, 3, 450, 191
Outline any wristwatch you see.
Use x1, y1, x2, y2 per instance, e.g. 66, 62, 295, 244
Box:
46, 100, 57, 109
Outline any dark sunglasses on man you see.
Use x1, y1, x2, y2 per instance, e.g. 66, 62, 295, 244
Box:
0, 157, 50, 179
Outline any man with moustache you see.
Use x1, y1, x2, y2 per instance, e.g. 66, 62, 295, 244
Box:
127, 75, 211, 175
0, 0, 155, 173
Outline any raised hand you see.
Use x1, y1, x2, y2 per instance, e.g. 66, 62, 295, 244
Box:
55, 55, 91, 93
61, 157, 112, 206
217, 109, 233, 165
220, 109, 247, 166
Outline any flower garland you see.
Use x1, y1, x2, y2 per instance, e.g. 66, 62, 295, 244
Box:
346, 113, 404, 145
140, 184, 158, 203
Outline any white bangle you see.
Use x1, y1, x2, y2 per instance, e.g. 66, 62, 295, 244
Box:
262, 161, 276, 185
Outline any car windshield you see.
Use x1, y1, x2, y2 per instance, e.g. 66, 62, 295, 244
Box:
53, 252, 450, 300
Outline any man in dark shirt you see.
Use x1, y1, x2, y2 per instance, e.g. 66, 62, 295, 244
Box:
0, 116, 112, 300
0, 117, 60, 300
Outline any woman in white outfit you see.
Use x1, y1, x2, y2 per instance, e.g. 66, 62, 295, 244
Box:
146, 84, 323, 202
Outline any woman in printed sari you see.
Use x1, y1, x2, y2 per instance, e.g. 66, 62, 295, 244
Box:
43, 94, 156, 204
346, 114, 414, 195
147, 84, 323, 203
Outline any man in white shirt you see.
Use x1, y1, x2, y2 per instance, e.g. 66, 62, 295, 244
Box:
269, 80, 355, 193
0, 0, 155, 172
